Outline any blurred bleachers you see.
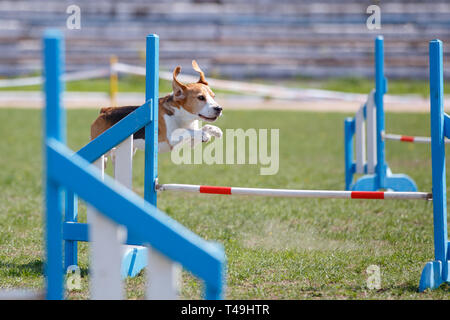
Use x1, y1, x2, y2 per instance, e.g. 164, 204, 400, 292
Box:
1, 0, 450, 79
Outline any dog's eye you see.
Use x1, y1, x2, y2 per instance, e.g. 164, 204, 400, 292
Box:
198, 95, 206, 101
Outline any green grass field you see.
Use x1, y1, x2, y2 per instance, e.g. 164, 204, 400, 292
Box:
0, 108, 448, 299
0, 74, 443, 97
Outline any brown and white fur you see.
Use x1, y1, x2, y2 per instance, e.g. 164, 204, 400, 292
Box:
90, 60, 223, 160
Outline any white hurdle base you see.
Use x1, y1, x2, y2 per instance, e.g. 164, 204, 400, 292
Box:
121, 246, 148, 278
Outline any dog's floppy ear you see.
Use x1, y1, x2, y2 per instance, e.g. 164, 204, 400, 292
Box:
172, 66, 186, 98
192, 60, 208, 85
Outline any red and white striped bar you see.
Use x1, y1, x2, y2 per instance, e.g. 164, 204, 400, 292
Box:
157, 184, 432, 200
383, 132, 450, 144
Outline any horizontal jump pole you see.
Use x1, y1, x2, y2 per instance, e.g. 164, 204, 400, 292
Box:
157, 183, 432, 200
383, 132, 450, 144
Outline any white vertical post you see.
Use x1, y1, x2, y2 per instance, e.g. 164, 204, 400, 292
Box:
89, 155, 124, 299
114, 137, 133, 190
146, 247, 181, 299
355, 105, 366, 174
366, 90, 377, 174
114, 136, 144, 270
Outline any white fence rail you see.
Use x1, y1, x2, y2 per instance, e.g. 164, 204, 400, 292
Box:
0, 60, 390, 102
354, 91, 378, 175
87, 136, 180, 299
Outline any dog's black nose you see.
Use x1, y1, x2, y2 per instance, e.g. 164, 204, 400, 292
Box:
214, 106, 222, 112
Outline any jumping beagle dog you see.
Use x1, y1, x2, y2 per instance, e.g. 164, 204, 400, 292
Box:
90, 60, 223, 158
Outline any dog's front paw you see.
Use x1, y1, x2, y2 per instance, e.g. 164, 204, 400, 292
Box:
201, 130, 211, 143
202, 125, 223, 138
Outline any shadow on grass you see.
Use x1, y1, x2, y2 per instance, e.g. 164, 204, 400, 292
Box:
0, 260, 90, 279
298, 282, 449, 297
384, 282, 449, 294
0, 260, 43, 277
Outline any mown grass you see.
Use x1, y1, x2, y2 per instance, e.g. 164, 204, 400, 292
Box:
317, 77, 432, 97
0, 108, 448, 299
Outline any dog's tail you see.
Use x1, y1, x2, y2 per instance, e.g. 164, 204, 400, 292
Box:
99, 107, 112, 114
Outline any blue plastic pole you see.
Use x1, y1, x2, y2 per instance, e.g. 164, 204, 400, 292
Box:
344, 118, 355, 190
43, 29, 65, 300
375, 36, 386, 189
64, 192, 77, 270
420, 38, 449, 291
205, 285, 222, 300
144, 34, 159, 206
429, 39, 448, 278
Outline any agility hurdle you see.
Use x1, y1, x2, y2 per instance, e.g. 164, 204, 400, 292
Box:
419, 39, 449, 291
154, 40, 449, 292
1, 34, 445, 299
344, 36, 418, 192
43, 30, 226, 299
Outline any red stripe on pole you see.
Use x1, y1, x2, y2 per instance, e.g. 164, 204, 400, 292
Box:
199, 185, 232, 194
400, 136, 414, 142
351, 191, 385, 199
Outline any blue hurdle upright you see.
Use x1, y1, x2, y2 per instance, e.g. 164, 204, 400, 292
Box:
43, 30, 226, 299
419, 39, 449, 291
344, 36, 417, 192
